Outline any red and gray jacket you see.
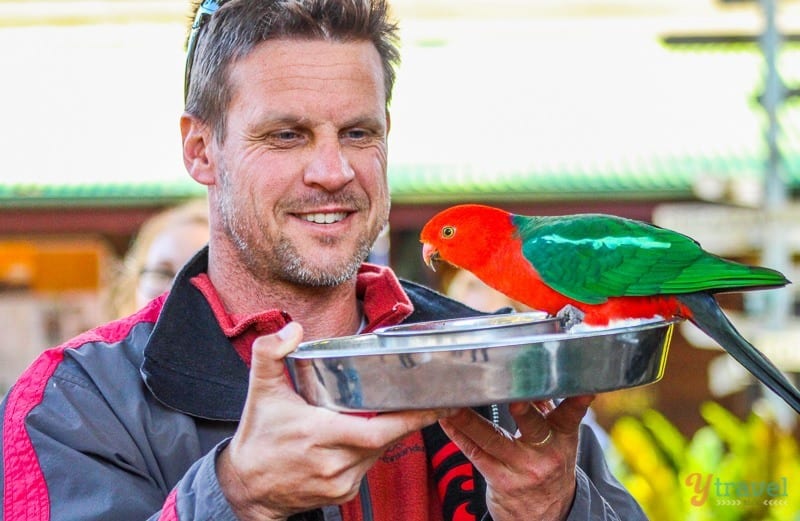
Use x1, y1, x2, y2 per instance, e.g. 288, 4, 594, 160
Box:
2, 248, 644, 520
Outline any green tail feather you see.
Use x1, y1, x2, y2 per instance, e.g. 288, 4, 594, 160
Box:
686, 262, 789, 294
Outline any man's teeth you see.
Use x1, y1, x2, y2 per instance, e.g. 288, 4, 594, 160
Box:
301, 212, 347, 224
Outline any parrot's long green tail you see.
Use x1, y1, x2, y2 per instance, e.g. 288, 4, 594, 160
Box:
678, 292, 800, 414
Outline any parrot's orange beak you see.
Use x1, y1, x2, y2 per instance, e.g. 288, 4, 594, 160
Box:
422, 243, 440, 272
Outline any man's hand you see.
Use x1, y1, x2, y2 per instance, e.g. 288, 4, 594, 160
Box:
439, 395, 595, 521
217, 322, 453, 520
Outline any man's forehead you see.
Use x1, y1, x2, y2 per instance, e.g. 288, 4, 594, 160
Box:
234, 38, 383, 84
226, 38, 387, 111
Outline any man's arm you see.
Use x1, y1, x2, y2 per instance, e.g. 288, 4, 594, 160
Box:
0, 350, 236, 521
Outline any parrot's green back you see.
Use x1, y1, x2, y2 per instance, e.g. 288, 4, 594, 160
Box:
513, 213, 789, 305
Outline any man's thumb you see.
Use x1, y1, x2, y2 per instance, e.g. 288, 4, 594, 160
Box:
249, 321, 304, 388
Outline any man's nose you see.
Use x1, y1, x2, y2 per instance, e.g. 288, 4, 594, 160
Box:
303, 140, 355, 191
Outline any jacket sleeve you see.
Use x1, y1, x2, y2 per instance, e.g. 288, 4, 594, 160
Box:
164, 440, 242, 521
565, 424, 648, 521
0, 348, 239, 521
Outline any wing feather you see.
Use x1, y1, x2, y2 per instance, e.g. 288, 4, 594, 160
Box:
514, 213, 785, 304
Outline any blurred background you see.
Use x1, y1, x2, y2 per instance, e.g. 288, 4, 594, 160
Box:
2, 1, 800, 517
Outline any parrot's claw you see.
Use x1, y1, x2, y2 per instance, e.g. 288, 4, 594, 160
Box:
556, 305, 585, 330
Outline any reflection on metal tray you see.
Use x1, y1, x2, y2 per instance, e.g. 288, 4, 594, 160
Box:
375, 311, 555, 348
286, 313, 677, 412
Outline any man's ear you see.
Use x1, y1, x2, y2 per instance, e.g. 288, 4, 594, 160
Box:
180, 113, 216, 186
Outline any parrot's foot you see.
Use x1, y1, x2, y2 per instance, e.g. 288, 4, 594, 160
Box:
556, 305, 585, 330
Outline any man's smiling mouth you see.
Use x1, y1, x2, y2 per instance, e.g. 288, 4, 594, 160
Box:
298, 212, 349, 224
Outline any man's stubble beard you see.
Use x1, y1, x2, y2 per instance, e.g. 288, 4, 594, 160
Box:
217, 167, 388, 288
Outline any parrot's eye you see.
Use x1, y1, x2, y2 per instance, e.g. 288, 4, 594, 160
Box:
441, 226, 456, 239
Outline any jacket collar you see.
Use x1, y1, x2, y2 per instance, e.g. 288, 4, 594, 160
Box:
141, 247, 445, 421
141, 248, 249, 420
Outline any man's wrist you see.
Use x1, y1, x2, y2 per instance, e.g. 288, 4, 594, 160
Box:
216, 444, 287, 521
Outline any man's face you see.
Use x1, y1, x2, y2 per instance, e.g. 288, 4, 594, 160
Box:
210, 39, 390, 287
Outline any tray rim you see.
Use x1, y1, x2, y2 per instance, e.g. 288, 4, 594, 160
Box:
373, 310, 551, 337
287, 316, 682, 359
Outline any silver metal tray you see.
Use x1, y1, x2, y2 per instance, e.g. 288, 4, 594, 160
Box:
286, 313, 677, 412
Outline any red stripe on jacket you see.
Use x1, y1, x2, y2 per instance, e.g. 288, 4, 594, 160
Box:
158, 489, 179, 521
2, 296, 164, 521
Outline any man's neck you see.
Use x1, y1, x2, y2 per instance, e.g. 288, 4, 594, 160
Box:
206, 249, 362, 341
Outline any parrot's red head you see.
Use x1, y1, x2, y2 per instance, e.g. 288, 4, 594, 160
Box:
420, 204, 515, 274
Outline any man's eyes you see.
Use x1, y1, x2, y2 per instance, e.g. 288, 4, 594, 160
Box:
342, 128, 376, 141
273, 130, 302, 141
264, 128, 379, 145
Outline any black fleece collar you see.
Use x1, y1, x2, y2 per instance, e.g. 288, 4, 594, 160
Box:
141, 247, 249, 421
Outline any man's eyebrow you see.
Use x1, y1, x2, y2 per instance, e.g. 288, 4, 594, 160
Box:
249, 113, 386, 131
253, 113, 311, 127
341, 115, 386, 130
243, 114, 311, 137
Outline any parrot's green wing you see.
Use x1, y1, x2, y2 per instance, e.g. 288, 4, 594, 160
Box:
514, 214, 787, 304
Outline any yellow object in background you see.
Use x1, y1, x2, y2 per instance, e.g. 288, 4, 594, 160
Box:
0, 239, 106, 292
609, 402, 800, 521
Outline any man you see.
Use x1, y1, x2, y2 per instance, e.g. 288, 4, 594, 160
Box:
1, 1, 646, 519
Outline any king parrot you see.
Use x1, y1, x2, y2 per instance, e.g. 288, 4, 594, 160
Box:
420, 203, 800, 414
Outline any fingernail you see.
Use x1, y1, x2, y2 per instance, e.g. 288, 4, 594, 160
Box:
277, 321, 301, 341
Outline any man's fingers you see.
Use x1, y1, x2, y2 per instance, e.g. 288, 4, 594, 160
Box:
249, 321, 304, 393
439, 409, 511, 461
508, 401, 551, 442
508, 395, 594, 444
547, 395, 595, 433
355, 408, 457, 449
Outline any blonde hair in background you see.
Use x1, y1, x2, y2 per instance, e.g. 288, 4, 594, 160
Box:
106, 198, 209, 319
